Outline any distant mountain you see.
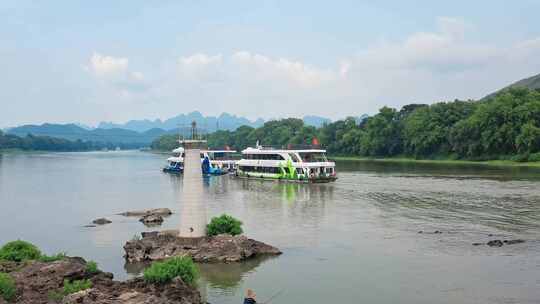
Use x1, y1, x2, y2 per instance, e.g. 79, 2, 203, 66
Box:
98, 111, 265, 132
356, 114, 369, 124
7, 123, 167, 146
484, 73, 540, 100
303, 115, 332, 127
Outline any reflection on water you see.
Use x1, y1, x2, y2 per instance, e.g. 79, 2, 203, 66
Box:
337, 159, 540, 180
1, 152, 540, 304
124, 252, 275, 301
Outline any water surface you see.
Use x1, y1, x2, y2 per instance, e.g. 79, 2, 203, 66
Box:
1, 151, 539, 304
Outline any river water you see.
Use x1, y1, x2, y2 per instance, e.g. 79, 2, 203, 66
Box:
1, 151, 539, 304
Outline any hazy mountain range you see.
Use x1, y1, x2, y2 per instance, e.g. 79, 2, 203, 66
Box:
483, 72, 540, 100
5, 112, 353, 146
7, 71, 538, 147
97, 111, 265, 133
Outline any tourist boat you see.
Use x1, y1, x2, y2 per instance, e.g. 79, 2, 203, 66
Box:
162, 147, 239, 175
235, 144, 337, 183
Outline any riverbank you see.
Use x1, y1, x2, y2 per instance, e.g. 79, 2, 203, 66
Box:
332, 156, 540, 168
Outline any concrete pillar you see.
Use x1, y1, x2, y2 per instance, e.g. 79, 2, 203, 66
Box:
178, 148, 207, 237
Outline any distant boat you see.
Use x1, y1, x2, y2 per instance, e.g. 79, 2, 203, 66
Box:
235, 143, 337, 183
162, 147, 239, 175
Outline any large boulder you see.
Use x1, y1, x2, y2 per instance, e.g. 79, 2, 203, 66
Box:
124, 233, 281, 263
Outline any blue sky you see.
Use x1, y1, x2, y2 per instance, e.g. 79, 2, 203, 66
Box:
1, 1, 540, 127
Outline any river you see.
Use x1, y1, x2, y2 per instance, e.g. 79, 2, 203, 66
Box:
1, 151, 539, 304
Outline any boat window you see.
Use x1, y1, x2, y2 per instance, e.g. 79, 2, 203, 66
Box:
299, 152, 328, 162
245, 154, 284, 160
296, 168, 303, 174
288, 153, 300, 162
181, 153, 185, 158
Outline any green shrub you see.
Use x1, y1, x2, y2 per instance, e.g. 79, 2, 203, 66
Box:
0, 272, 16, 301
0, 240, 41, 262
39, 252, 67, 262
143, 256, 198, 285
62, 279, 92, 295
206, 214, 243, 236
47, 291, 64, 301
510, 153, 529, 162
528, 152, 540, 162
86, 261, 98, 274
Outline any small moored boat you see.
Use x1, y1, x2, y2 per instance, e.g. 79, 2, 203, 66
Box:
162, 147, 239, 175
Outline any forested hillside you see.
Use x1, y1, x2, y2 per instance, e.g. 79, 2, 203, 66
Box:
0, 132, 126, 151
152, 88, 540, 162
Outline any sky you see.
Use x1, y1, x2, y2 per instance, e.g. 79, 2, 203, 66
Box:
1, 0, 540, 128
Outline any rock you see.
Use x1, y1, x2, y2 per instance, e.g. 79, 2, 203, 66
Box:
124, 233, 282, 263
503, 239, 525, 245
139, 214, 164, 226
92, 218, 112, 225
487, 240, 504, 247
472, 242, 484, 246
118, 208, 172, 217
7, 256, 202, 304
418, 230, 442, 234
0, 260, 24, 273
84, 224, 97, 228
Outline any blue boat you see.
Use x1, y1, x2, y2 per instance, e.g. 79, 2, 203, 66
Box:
162, 147, 238, 175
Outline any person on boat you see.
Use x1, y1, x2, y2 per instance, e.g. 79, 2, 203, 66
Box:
243, 289, 257, 304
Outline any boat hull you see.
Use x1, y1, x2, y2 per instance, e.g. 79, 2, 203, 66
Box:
233, 173, 337, 183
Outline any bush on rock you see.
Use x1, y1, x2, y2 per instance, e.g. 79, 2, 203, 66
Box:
0, 240, 41, 262
143, 256, 198, 285
206, 214, 243, 237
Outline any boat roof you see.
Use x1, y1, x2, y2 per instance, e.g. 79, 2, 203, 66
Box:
242, 147, 326, 154
204, 150, 237, 153
171, 147, 236, 153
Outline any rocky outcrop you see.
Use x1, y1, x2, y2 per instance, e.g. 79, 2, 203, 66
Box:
124, 233, 282, 263
3, 257, 201, 304
139, 214, 164, 226
473, 239, 526, 247
118, 208, 172, 217
92, 218, 112, 225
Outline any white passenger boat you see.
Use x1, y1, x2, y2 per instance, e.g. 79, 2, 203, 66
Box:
162, 147, 238, 175
235, 144, 337, 183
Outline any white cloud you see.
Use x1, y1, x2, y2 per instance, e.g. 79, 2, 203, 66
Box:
87, 52, 128, 76
231, 51, 335, 88
179, 53, 222, 67
85, 52, 148, 95
82, 18, 540, 120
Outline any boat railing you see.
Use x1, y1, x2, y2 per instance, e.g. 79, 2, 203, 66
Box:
256, 144, 324, 150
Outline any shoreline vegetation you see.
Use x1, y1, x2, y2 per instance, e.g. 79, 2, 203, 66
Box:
152, 88, 540, 165
3, 88, 540, 164
332, 156, 540, 168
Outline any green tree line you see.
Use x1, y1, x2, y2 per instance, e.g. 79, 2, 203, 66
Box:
0, 131, 134, 151
151, 88, 540, 162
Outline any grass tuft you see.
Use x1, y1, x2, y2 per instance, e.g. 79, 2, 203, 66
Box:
143, 256, 198, 285
62, 279, 92, 295
85, 261, 98, 274
38, 252, 67, 263
0, 272, 16, 302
